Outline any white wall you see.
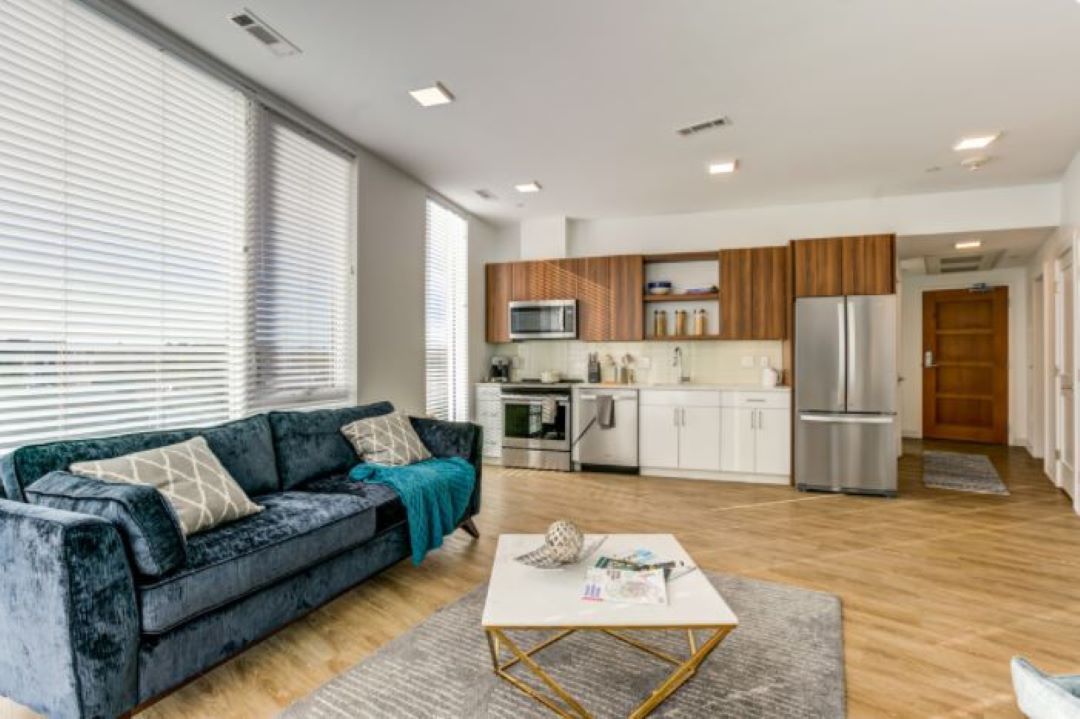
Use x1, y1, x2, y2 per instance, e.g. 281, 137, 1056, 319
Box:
1027, 151, 1080, 510
898, 268, 1029, 446
519, 216, 568, 259
568, 184, 1060, 256
354, 148, 506, 414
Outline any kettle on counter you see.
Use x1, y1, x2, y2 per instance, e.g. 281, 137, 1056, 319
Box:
761, 365, 780, 388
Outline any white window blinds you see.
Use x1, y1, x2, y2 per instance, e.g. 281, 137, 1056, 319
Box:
425, 199, 469, 421
0, 0, 247, 453
248, 113, 353, 409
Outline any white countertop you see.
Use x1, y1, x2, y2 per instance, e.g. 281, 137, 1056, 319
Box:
477, 381, 790, 392
576, 382, 790, 392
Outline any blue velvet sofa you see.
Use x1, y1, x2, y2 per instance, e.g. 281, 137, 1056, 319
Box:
0, 401, 482, 719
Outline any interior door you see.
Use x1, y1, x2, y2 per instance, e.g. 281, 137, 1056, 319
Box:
1055, 253, 1075, 496
922, 287, 1008, 444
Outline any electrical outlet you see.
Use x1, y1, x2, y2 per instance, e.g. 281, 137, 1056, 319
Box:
759, 356, 770, 368
741, 356, 754, 368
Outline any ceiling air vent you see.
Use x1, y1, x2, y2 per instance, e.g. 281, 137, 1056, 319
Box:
475, 189, 497, 200
228, 9, 301, 57
677, 116, 731, 137
926, 251, 1004, 274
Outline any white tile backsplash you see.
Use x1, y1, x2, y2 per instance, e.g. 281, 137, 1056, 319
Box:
491, 340, 783, 385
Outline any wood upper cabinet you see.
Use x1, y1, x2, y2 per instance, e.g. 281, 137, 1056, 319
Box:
719, 249, 753, 339
577, 256, 612, 341
486, 255, 640, 342
751, 246, 789, 339
719, 247, 788, 340
485, 263, 513, 343
842, 235, 895, 295
792, 235, 895, 297
792, 237, 844, 297
609, 255, 643, 340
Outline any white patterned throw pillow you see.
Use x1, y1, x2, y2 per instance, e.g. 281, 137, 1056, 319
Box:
340, 412, 431, 466
70, 437, 262, 536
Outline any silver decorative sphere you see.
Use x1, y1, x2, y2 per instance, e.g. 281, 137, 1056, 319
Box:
544, 520, 585, 563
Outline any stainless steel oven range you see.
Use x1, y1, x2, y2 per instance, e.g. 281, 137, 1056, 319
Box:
500, 384, 572, 471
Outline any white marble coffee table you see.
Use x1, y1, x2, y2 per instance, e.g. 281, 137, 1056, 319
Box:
481, 534, 738, 718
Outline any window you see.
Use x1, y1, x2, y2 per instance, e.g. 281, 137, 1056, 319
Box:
248, 113, 353, 409
424, 199, 469, 421
0, 0, 247, 453
0, 0, 354, 454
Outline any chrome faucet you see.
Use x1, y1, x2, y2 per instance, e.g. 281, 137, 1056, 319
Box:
672, 346, 690, 384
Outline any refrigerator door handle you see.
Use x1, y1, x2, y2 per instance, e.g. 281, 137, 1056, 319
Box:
846, 299, 857, 405
836, 301, 847, 408
799, 413, 894, 425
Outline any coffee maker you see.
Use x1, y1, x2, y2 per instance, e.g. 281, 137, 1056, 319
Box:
488, 356, 511, 383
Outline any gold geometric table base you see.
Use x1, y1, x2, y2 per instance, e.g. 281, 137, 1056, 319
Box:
484, 625, 735, 719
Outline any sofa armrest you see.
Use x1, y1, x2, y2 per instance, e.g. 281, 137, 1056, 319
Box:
0, 498, 139, 719
409, 417, 483, 517
26, 470, 187, 578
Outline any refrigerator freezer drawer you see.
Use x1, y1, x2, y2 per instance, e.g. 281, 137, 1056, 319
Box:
795, 413, 897, 496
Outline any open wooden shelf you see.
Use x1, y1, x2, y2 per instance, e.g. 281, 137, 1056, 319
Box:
643, 293, 719, 302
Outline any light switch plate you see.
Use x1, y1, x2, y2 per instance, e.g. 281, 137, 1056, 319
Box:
741, 356, 754, 368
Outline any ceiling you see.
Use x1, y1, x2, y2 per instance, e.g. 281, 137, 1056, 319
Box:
126, 0, 1080, 223
898, 227, 1056, 274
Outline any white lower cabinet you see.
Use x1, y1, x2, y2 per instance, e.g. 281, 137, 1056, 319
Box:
754, 407, 791, 475
641, 387, 790, 481
475, 384, 503, 461
719, 393, 791, 477
640, 404, 679, 468
678, 407, 722, 471
719, 407, 756, 473
639, 390, 721, 472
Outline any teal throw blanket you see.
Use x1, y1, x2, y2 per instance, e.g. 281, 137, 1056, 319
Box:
349, 457, 476, 565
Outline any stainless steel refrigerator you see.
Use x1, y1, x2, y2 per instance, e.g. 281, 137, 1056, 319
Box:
795, 295, 898, 496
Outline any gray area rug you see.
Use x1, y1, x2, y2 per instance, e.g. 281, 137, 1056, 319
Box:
281, 573, 844, 719
923, 450, 1010, 495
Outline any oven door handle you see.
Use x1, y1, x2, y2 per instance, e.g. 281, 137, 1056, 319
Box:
501, 395, 570, 404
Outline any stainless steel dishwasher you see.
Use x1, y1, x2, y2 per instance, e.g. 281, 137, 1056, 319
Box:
571, 387, 639, 473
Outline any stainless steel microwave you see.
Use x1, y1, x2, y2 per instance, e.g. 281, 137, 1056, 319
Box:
508, 299, 577, 340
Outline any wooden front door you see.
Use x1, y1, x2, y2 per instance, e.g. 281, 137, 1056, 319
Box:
922, 287, 1008, 444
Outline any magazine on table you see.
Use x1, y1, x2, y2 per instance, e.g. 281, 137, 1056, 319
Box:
581, 548, 696, 605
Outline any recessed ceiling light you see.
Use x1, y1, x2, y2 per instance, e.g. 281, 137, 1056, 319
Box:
515, 181, 542, 193
953, 133, 1000, 151
955, 240, 982, 250
708, 160, 738, 175
409, 82, 454, 107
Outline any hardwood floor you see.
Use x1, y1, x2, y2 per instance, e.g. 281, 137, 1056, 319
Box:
4, 439, 1079, 718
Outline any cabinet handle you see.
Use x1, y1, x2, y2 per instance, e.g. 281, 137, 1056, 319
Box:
758, 409, 764, 430
750, 410, 755, 430
673, 408, 679, 427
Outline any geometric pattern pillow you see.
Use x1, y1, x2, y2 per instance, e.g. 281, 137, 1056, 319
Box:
340, 411, 431, 466
69, 436, 262, 536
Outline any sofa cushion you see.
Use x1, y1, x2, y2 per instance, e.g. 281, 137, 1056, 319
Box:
269, 402, 394, 490
341, 411, 431, 466
297, 474, 406, 533
136, 491, 376, 634
25, 471, 186, 578
0, 414, 280, 502
70, 437, 263, 537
